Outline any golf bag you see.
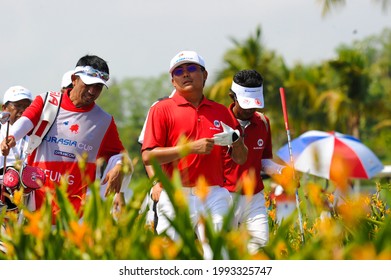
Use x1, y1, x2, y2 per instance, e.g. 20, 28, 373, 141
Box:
2, 164, 46, 210
1, 91, 61, 211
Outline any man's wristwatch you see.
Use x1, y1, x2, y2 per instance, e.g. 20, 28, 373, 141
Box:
152, 180, 159, 186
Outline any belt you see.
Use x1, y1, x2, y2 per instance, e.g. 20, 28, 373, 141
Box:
181, 185, 220, 196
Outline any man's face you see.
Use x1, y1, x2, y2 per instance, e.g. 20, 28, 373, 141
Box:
2, 99, 32, 125
171, 63, 207, 93
70, 75, 103, 107
233, 99, 257, 121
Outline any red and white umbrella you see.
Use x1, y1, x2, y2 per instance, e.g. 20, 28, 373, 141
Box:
277, 130, 384, 181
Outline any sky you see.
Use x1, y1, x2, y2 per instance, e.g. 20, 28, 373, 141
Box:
1, 0, 390, 99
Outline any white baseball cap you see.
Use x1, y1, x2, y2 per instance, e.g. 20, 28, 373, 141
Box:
73, 66, 109, 88
3, 86, 33, 104
61, 70, 74, 89
231, 81, 264, 109
169, 50, 205, 73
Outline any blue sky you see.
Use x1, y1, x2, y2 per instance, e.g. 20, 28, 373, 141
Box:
1, 0, 390, 98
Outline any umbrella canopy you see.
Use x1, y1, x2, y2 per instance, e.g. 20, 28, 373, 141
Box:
276, 130, 384, 181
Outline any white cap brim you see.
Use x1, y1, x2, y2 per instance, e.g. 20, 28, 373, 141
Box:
231, 82, 264, 109
76, 73, 108, 88
236, 94, 264, 109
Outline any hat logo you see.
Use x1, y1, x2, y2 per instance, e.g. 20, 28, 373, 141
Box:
214, 120, 221, 127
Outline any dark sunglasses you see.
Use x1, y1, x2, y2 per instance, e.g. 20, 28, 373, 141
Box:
6, 101, 31, 111
172, 64, 200, 76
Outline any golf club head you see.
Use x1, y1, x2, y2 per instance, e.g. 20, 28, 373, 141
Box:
0, 112, 11, 124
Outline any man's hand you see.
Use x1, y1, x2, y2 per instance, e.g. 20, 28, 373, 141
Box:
103, 164, 123, 196
151, 182, 163, 202
213, 121, 240, 146
189, 138, 215, 154
1, 136, 16, 157
112, 191, 125, 210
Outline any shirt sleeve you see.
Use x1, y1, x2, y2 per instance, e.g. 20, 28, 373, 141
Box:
97, 117, 125, 161
263, 117, 273, 159
9, 95, 45, 141
9, 116, 34, 142
22, 94, 44, 126
141, 104, 167, 152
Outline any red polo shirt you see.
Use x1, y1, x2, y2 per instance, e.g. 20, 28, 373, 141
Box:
142, 92, 239, 187
223, 104, 273, 194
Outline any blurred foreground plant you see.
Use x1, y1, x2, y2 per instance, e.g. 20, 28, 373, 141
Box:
1, 161, 391, 260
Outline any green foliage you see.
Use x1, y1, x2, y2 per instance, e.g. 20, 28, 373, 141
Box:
1, 167, 391, 260
96, 74, 172, 181
208, 26, 391, 166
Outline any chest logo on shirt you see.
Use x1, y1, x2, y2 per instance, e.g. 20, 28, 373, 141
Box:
70, 124, 79, 134
254, 139, 264, 150
209, 120, 221, 131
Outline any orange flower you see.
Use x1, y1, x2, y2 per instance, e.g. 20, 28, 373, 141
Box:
306, 182, 324, 209
12, 188, 24, 206
23, 210, 44, 240
173, 189, 187, 209
242, 168, 256, 201
149, 236, 178, 259
274, 240, 288, 259
66, 221, 91, 251
337, 195, 370, 228
350, 243, 377, 260
195, 176, 209, 202
271, 166, 297, 196
268, 208, 276, 221
330, 155, 352, 193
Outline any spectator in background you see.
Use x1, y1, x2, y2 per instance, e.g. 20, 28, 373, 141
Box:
0, 86, 33, 211
60, 70, 74, 93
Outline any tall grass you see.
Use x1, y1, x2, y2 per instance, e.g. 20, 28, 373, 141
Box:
1, 162, 390, 260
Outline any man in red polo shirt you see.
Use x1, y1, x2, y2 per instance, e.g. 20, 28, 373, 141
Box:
223, 69, 295, 254
141, 50, 248, 259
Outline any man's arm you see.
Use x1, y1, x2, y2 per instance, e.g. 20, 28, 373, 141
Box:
230, 136, 248, 165
142, 138, 215, 165
143, 164, 163, 202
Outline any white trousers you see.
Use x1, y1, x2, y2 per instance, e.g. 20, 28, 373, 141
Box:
229, 191, 269, 254
154, 186, 231, 259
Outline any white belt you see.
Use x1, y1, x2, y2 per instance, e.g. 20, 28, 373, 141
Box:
181, 185, 220, 196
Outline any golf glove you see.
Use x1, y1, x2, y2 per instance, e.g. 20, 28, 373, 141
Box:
213, 121, 240, 146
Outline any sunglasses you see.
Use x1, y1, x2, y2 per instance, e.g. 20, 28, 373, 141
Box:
172, 64, 200, 76
7, 101, 31, 111
74, 66, 110, 81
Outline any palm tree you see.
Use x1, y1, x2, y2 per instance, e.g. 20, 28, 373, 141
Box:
207, 26, 285, 107
317, 0, 390, 17
206, 26, 289, 148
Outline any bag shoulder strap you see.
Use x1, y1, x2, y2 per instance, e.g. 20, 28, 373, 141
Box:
25, 91, 62, 155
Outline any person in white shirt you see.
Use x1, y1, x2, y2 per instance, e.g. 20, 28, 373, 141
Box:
0, 85, 33, 211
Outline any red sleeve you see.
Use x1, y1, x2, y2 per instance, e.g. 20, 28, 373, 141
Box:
97, 117, 125, 161
141, 104, 167, 152
22, 94, 44, 126
263, 117, 273, 159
